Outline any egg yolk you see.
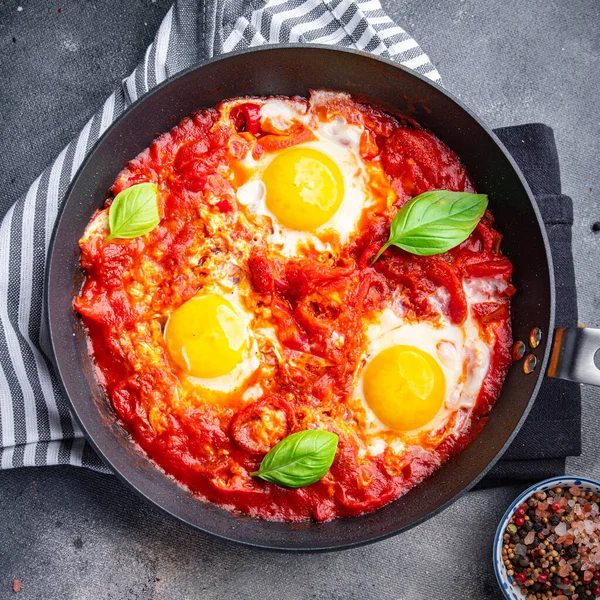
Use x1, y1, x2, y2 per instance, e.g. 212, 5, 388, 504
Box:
165, 295, 247, 378
363, 345, 445, 431
262, 147, 344, 231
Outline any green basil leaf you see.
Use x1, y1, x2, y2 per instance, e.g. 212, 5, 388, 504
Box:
372, 190, 488, 261
106, 182, 160, 242
250, 430, 338, 488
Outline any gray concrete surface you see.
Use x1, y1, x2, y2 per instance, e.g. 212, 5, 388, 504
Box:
0, 1, 598, 598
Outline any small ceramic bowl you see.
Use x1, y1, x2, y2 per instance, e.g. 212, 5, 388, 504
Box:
494, 476, 600, 600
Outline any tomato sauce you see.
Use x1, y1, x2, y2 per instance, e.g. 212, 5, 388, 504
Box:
74, 93, 514, 522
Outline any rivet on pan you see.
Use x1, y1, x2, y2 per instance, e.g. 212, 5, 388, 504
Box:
529, 327, 542, 349
512, 340, 526, 361
523, 354, 538, 375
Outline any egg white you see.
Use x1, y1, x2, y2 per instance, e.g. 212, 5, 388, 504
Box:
234, 100, 383, 257
259, 99, 308, 132
463, 276, 509, 303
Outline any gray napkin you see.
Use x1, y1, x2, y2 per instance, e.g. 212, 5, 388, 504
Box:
0, 0, 439, 470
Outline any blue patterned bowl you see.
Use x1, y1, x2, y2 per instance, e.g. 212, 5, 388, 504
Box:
494, 476, 600, 599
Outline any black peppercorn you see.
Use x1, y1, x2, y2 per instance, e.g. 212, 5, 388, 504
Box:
554, 543, 563, 552
511, 535, 521, 544
549, 515, 561, 526
566, 546, 579, 558
527, 508, 536, 519
533, 522, 544, 532
524, 521, 534, 532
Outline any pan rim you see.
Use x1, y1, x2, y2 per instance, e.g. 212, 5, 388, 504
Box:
45, 43, 556, 551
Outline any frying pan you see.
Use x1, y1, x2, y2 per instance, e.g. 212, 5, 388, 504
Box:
45, 45, 600, 551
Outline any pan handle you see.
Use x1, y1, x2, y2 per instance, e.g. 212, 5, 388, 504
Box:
547, 327, 600, 386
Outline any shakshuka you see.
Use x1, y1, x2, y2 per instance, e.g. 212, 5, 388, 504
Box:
74, 90, 514, 521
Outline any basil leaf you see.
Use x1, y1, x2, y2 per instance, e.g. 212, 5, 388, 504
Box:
106, 182, 160, 242
372, 190, 488, 261
250, 430, 338, 488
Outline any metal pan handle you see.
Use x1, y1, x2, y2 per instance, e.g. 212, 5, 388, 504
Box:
547, 327, 600, 386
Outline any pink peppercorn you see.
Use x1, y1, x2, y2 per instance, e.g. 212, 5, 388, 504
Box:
515, 507, 525, 518
515, 517, 525, 527
515, 573, 526, 584
551, 501, 561, 512
537, 574, 547, 583
594, 588, 600, 597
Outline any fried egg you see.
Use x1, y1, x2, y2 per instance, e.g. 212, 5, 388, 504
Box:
164, 288, 260, 393
355, 305, 491, 456
234, 100, 394, 257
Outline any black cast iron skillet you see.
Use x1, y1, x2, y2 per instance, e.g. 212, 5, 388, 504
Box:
46, 45, 600, 552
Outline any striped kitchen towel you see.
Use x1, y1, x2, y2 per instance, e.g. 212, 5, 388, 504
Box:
0, 0, 439, 471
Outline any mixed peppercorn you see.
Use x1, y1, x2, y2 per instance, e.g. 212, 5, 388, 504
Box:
502, 486, 600, 599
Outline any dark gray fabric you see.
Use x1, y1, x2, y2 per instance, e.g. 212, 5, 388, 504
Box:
484, 125, 581, 482
0, 1, 579, 476
1, 2, 599, 599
